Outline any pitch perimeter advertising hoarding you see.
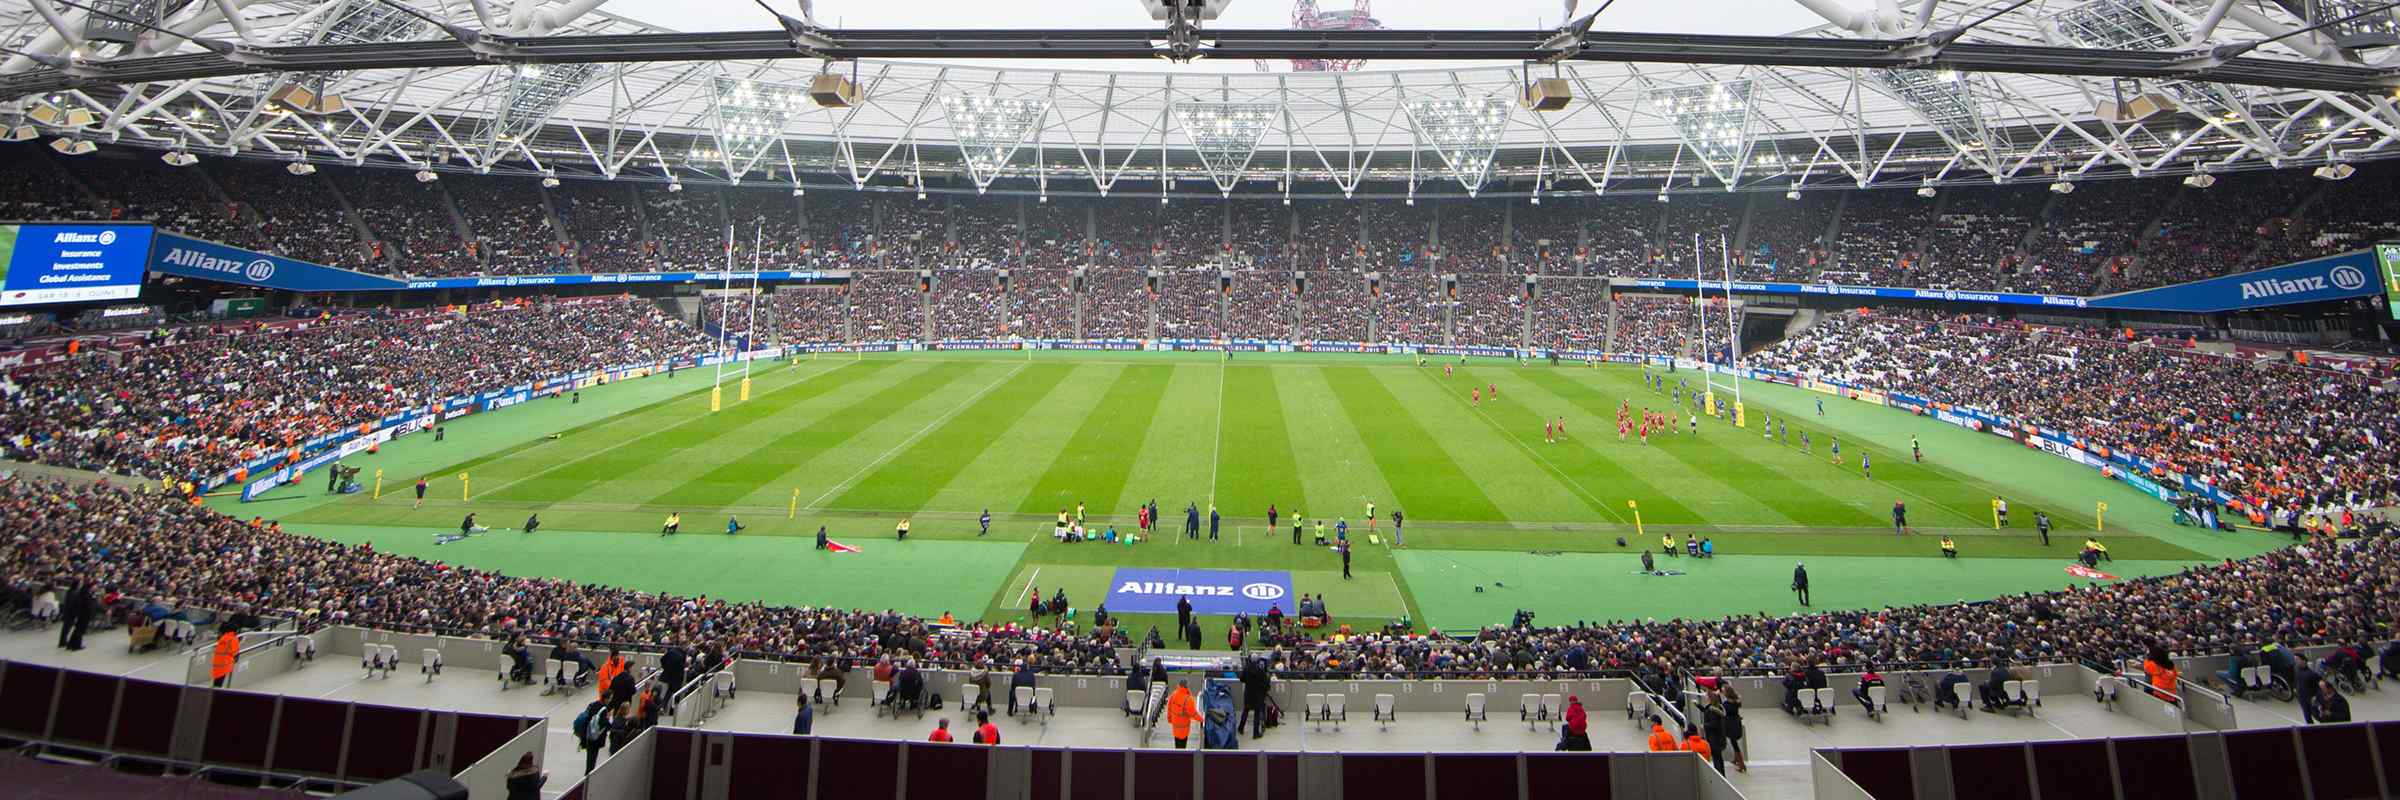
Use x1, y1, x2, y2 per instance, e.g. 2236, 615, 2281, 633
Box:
0, 222, 154, 306
2378, 242, 2400, 321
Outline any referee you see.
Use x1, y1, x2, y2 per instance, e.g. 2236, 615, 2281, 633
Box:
1891, 500, 1908, 535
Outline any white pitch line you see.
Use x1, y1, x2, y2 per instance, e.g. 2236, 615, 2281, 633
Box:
804, 362, 1027, 510
1205, 358, 1228, 506
1011, 566, 1042, 608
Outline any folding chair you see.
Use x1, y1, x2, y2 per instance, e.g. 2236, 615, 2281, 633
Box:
1325, 695, 1347, 730
1541, 694, 1563, 731
1305, 693, 1327, 730
1464, 693, 1487, 730
2018, 681, 2041, 715
363, 645, 395, 679
1864, 684, 1888, 720
420, 649, 443, 683
1520, 694, 1543, 729
1373, 693, 1397, 730
1014, 686, 1036, 719
1034, 688, 1056, 726
1952, 681, 1974, 718
962, 684, 982, 714
817, 678, 840, 708
1625, 689, 1646, 722
1126, 689, 1148, 721
870, 680, 891, 717
710, 671, 736, 700
1995, 680, 2024, 715
291, 636, 316, 665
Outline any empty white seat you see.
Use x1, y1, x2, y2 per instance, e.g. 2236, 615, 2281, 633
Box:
816, 678, 840, 706
1305, 693, 1328, 728
1867, 684, 1887, 719
420, 649, 443, 682
1520, 694, 1542, 727
1373, 693, 1397, 729
1464, 693, 1487, 730
2020, 681, 2041, 711
1326, 694, 1348, 729
1125, 689, 1147, 719
1014, 686, 1036, 716
1540, 693, 1562, 730
1625, 689, 1645, 721
1952, 681, 1974, 716
291, 637, 316, 662
711, 671, 736, 698
870, 680, 891, 715
962, 684, 983, 711
1034, 688, 1056, 723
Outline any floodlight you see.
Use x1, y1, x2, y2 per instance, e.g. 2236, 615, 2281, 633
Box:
1654, 193, 1669, 204
2, 125, 35, 142
48, 137, 95, 155
2183, 173, 2216, 188
2313, 163, 2356, 181
793, 186, 806, 196
1916, 185, 1937, 198
542, 176, 561, 188
2048, 181, 2075, 195
667, 181, 683, 192
162, 150, 197, 166
415, 169, 438, 183
287, 161, 317, 176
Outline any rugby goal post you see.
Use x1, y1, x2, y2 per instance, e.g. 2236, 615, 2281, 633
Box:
1689, 233, 1744, 428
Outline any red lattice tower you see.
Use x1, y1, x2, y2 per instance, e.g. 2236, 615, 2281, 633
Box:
1289, 0, 1383, 72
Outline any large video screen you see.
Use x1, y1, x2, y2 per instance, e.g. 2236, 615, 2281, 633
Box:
0, 222, 154, 307
2380, 242, 2400, 321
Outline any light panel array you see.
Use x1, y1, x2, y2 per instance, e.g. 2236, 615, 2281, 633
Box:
1403, 94, 1512, 193
1644, 79, 1756, 184
254, 2, 428, 110
1873, 69, 2013, 162
705, 77, 808, 172
1172, 102, 1280, 192
497, 63, 599, 142
941, 93, 1050, 188
2053, 0, 2249, 122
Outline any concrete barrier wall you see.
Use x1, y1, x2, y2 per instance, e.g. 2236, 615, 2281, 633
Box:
576, 729, 657, 800
455, 720, 547, 800
1810, 751, 1876, 800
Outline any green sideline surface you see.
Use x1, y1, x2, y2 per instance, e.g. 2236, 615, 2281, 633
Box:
228, 350, 2287, 634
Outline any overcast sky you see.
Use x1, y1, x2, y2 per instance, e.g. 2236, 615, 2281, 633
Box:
596, 0, 1829, 71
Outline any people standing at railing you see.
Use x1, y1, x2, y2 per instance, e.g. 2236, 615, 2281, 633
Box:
1646, 718, 1677, 752
55, 580, 93, 652
2142, 647, 2181, 705
660, 642, 687, 697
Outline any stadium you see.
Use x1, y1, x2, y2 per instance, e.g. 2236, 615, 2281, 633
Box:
0, 0, 2398, 797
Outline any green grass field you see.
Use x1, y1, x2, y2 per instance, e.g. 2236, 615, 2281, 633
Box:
236, 350, 2287, 640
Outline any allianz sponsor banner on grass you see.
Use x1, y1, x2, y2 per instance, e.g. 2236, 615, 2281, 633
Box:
1103, 568, 1293, 616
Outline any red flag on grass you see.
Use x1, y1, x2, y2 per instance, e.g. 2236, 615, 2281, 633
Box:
826, 540, 861, 554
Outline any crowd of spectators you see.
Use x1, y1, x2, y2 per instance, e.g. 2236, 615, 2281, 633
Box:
1657, 195, 1743, 278
1610, 294, 1699, 357
1373, 273, 1442, 345
13, 147, 2389, 291
1082, 269, 1150, 339
0, 298, 710, 483
1298, 270, 1370, 343
0, 475, 1131, 675
847, 271, 921, 342
931, 271, 1005, 341
1005, 270, 1077, 340
1749, 311, 2400, 508
1155, 272, 1223, 339
1448, 274, 1524, 347
642, 186, 727, 272
549, 181, 648, 274
205, 159, 371, 272
447, 174, 564, 275
1532, 277, 1610, 349
1225, 271, 1293, 341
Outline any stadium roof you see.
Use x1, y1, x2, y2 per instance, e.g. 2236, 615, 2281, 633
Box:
7, 0, 2400, 196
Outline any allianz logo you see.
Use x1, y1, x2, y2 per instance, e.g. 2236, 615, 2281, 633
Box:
1114, 581, 1286, 601
2239, 265, 2367, 299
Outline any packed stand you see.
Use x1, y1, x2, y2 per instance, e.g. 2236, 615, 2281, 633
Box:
1004, 270, 1076, 340
1656, 195, 1743, 277
642, 186, 727, 271
846, 270, 921, 342
802, 192, 874, 269
948, 195, 1021, 268
1225, 271, 1293, 340
722, 188, 809, 270
332, 169, 474, 277
1448, 274, 1524, 348
2020, 179, 2167, 295
1092, 201, 1161, 268
1227, 200, 1289, 269
551, 180, 648, 273
1609, 294, 1698, 356
1023, 197, 1092, 267
446, 174, 564, 275
765, 287, 850, 344
931, 271, 1005, 340
1297, 270, 1370, 343
1736, 192, 1835, 281
1289, 201, 1360, 272
0, 476, 1132, 676
1824, 189, 1927, 286
0, 144, 98, 220
1909, 185, 2043, 290
1749, 311, 2400, 508
1432, 199, 1507, 274
1155, 272, 1223, 339
0, 298, 710, 482
1355, 200, 1431, 273
1081, 269, 1150, 339
1153, 200, 1221, 269
1531, 277, 1610, 350
1510, 196, 1592, 275
2253, 161, 2400, 267
875, 195, 946, 269
2131, 171, 2310, 291
204, 160, 371, 272
1374, 273, 1443, 345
